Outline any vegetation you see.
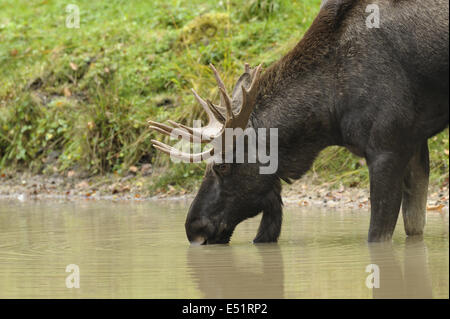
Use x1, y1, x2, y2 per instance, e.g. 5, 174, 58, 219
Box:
0, 0, 448, 193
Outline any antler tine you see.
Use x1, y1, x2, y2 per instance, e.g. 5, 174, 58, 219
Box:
235, 64, 263, 129
167, 120, 214, 143
219, 87, 234, 121
148, 120, 186, 136
148, 120, 206, 143
209, 64, 226, 92
190, 88, 226, 139
209, 63, 232, 111
244, 63, 251, 73
206, 100, 226, 123
166, 120, 193, 134
191, 88, 208, 108
191, 88, 225, 124
151, 139, 214, 163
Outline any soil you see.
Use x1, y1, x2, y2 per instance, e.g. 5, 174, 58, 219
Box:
0, 171, 448, 214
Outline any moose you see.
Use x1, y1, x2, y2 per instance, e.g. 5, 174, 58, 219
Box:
149, 0, 449, 244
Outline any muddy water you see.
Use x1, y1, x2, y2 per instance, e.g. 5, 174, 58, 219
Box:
0, 199, 448, 298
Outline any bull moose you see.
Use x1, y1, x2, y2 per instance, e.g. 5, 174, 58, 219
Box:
149, 0, 449, 244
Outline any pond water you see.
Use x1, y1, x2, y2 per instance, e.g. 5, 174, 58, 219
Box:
0, 199, 448, 298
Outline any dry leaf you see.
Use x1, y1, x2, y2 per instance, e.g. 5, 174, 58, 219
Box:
69, 62, 78, 71
64, 87, 72, 97
129, 166, 138, 173
87, 121, 95, 130
427, 204, 445, 211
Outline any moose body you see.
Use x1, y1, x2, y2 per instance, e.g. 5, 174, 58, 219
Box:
150, 0, 449, 244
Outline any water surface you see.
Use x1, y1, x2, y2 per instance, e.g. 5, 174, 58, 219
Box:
0, 199, 448, 298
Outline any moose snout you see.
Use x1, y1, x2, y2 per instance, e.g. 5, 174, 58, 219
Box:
185, 215, 233, 245
185, 216, 215, 245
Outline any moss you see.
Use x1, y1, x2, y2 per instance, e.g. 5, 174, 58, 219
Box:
178, 12, 230, 47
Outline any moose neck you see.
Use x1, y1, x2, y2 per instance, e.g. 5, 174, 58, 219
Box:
250, 22, 340, 182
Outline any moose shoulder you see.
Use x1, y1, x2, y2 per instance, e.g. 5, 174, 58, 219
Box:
149, 0, 449, 244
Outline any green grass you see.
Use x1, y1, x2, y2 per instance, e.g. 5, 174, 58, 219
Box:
0, 0, 448, 192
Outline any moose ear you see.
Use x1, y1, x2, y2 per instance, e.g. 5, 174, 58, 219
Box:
319, 0, 357, 25
230, 62, 261, 113
230, 72, 252, 112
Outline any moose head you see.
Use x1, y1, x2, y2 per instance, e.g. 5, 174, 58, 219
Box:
149, 64, 282, 245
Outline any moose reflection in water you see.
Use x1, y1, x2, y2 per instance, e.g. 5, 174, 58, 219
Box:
187, 244, 284, 299
186, 238, 435, 299
368, 238, 433, 299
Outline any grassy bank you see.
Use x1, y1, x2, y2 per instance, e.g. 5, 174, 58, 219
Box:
0, 0, 448, 193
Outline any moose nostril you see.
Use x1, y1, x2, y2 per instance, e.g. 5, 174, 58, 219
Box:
190, 236, 207, 245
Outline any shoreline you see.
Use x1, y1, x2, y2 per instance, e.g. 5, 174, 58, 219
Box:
0, 172, 448, 212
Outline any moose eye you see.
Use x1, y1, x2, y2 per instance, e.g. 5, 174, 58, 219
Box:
215, 163, 231, 175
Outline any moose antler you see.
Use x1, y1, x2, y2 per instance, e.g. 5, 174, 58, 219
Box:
148, 63, 262, 162
148, 87, 223, 143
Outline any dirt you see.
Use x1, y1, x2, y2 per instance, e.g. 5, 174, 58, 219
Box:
0, 171, 448, 214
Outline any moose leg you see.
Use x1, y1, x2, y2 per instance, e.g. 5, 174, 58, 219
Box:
367, 152, 408, 242
402, 142, 429, 237
253, 192, 283, 243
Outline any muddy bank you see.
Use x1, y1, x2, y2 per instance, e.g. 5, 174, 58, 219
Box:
0, 172, 448, 212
